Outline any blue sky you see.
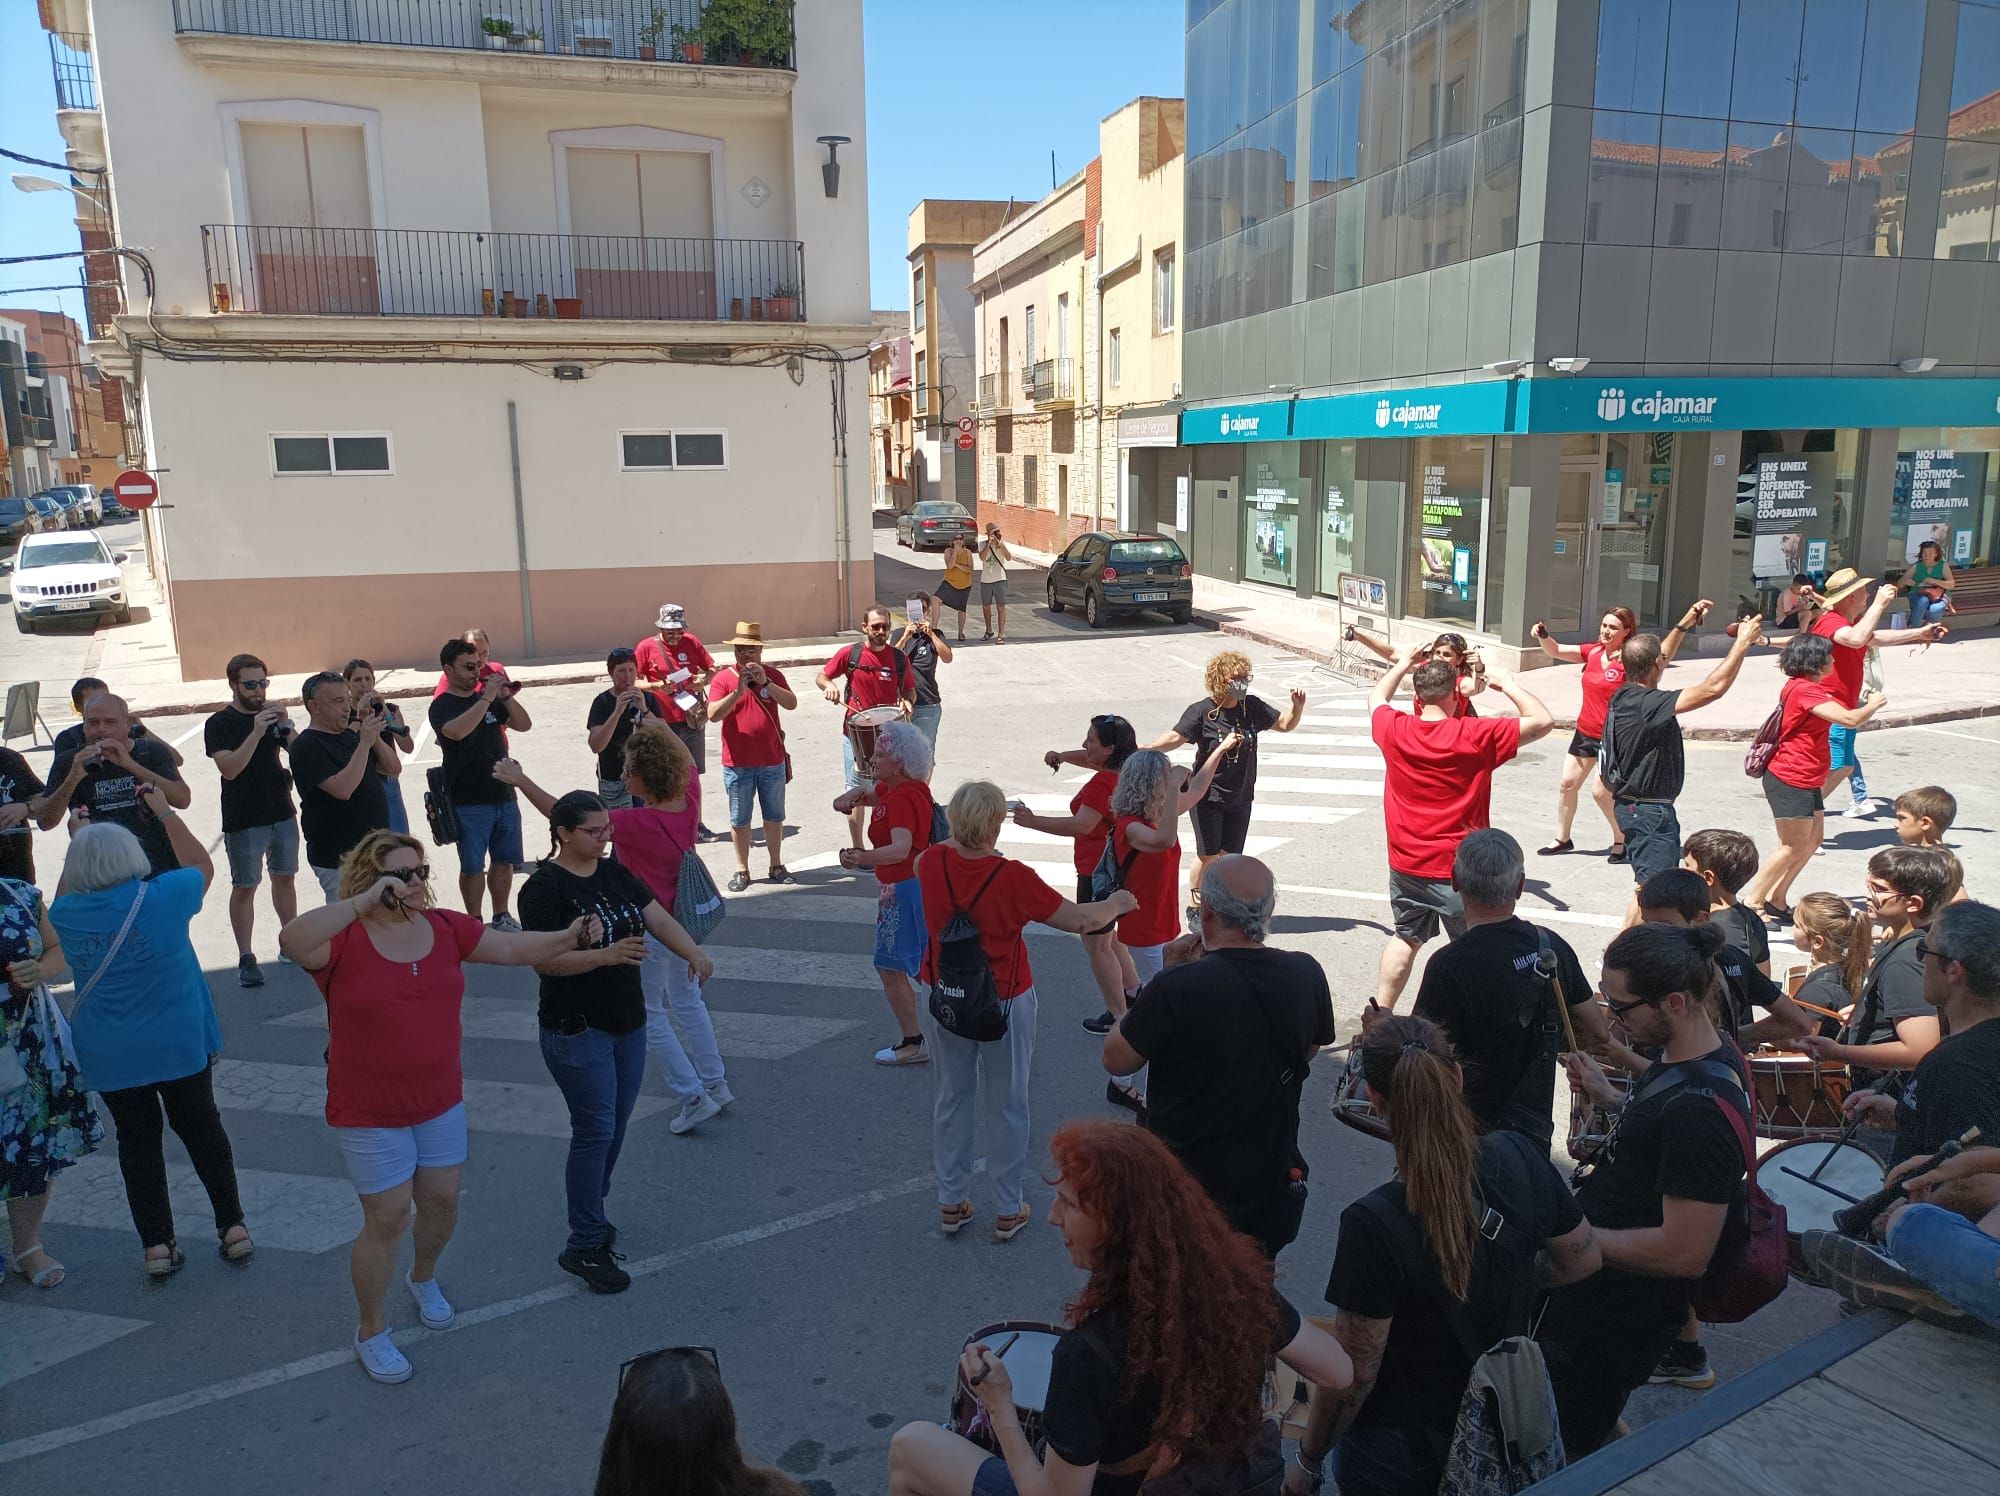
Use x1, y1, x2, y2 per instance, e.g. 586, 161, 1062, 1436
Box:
0, 1, 1185, 318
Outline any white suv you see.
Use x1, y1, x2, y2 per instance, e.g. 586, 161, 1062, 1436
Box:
10, 530, 130, 633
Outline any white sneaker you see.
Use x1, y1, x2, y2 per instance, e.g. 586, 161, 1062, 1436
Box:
874, 1037, 929, 1066
670, 1091, 722, 1135
705, 1080, 735, 1110
1845, 798, 1879, 819
488, 913, 522, 933
354, 1329, 414, 1384
405, 1274, 454, 1329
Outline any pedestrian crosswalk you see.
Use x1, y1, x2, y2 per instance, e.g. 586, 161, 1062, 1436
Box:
272, 998, 859, 1057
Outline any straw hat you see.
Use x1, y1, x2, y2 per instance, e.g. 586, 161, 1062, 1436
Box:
1817, 568, 1873, 608
725, 621, 767, 647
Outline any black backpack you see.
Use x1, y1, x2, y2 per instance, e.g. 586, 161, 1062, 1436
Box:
927, 856, 1008, 1042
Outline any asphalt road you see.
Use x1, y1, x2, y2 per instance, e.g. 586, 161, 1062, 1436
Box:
3, 517, 1995, 1489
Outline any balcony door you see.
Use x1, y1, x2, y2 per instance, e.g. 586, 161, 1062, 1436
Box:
564, 148, 716, 319
240, 122, 378, 314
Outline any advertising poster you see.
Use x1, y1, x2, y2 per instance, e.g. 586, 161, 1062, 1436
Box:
1751, 452, 1842, 582
1893, 449, 1987, 564
1416, 464, 1483, 612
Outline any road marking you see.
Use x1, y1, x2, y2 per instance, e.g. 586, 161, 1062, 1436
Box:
1235, 776, 1385, 797
1260, 733, 1376, 748
410, 717, 434, 759
0, 1303, 151, 1390
170, 718, 207, 749
273, 1002, 861, 1057
1252, 752, 1384, 770
0, 1167, 945, 1464
1911, 724, 2000, 745
44, 1155, 362, 1255
209, 1059, 672, 1138
1274, 881, 1629, 931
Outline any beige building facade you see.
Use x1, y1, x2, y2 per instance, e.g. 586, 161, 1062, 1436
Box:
906, 200, 1017, 512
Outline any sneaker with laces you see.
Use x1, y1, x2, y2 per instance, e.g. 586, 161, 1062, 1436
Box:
993, 1205, 1032, 1243
558, 1242, 631, 1294
705, 1080, 735, 1110
354, 1329, 414, 1384
489, 913, 522, 933
874, 1036, 929, 1066
1082, 1011, 1116, 1035
237, 953, 265, 988
670, 1090, 722, 1135
1845, 798, 1880, 819
1647, 1339, 1715, 1389
405, 1274, 454, 1329
1800, 1229, 1969, 1328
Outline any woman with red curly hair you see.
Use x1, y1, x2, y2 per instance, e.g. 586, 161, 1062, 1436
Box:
888, 1121, 1350, 1496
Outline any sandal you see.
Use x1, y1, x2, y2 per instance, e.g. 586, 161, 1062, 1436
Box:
144, 1242, 186, 1279
983, 628, 995, 640
767, 865, 795, 885
727, 871, 752, 893
1754, 901, 1794, 926
219, 1226, 254, 1264
1606, 843, 1629, 864
1538, 839, 1574, 856
940, 1201, 974, 1236
11, 1243, 65, 1289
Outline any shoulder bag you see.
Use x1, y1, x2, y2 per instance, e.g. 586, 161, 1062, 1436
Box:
424, 765, 461, 845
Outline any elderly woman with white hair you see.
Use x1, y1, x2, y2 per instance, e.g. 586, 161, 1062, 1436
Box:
1104, 743, 1235, 1113
51, 790, 253, 1276
915, 781, 1134, 1239
835, 721, 939, 1066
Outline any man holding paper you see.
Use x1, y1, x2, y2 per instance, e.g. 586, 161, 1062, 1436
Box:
636, 603, 718, 839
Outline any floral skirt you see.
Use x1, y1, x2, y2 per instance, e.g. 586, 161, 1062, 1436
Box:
1, 986, 103, 1200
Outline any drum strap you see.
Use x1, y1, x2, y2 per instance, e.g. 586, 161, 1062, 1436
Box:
1495, 930, 1573, 1144
1212, 955, 1310, 1184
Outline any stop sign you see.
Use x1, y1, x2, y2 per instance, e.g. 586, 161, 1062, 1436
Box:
112, 469, 159, 509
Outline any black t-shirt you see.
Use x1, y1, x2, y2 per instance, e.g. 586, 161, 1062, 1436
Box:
903, 632, 943, 706
1845, 930, 1933, 1088
1795, 963, 1852, 1037
1715, 941, 1786, 1039
0, 746, 44, 884
429, 691, 514, 806
1326, 1131, 1583, 1441
1893, 1017, 2000, 1165
1709, 902, 1770, 970
586, 689, 666, 782
50, 737, 184, 876
1600, 683, 1684, 801
518, 858, 653, 1035
203, 706, 297, 833
51, 720, 155, 759
1575, 1045, 1748, 1252
289, 728, 390, 870
1042, 1293, 1302, 1492
1173, 695, 1282, 806
1412, 918, 1594, 1137
1119, 948, 1335, 1225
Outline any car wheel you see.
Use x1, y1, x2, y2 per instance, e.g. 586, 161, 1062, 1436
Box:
1047, 578, 1064, 614
113, 607, 132, 626
1086, 589, 1108, 629
13, 612, 32, 635
1169, 605, 1193, 625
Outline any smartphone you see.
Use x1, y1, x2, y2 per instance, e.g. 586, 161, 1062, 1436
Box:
905, 598, 925, 624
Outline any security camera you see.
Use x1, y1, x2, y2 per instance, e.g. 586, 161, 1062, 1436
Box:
1547, 356, 1591, 374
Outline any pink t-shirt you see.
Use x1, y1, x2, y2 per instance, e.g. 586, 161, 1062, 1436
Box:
609, 772, 702, 907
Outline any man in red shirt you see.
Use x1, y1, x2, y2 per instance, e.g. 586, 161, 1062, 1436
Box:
706, 621, 798, 892
636, 604, 718, 839
1370, 643, 1554, 1009
815, 606, 917, 849
1806, 569, 1945, 810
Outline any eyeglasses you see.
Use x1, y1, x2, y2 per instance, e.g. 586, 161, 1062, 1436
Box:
619, 1345, 718, 1387
387, 864, 430, 882
238, 678, 269, 690
572, 823, 613, 840
1915, 941, 1951, 965
1603, 993, 1661, 1018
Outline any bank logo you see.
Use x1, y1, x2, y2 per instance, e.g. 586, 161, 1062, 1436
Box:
1598, 387, 1627, 421
1219, 411, 1261, 436
1375, 399, 1392, 429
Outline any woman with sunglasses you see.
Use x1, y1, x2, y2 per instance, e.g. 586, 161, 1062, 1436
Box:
1343, 628, 1486, 717
280, 829, 597, 1386
596, 1345, 806, 1496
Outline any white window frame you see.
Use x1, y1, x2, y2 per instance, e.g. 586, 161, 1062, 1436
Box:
619, 428, 731, 473
1109, 328, 1123, 388
269, 431, 394, 477
1155, 248, 1176, 333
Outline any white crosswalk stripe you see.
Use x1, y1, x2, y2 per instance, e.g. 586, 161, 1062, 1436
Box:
272, 1002, 862, 1056
0, 1302, 152, 1388
43, 1155, 363, 1256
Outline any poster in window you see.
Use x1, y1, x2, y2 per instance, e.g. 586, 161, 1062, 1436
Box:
1416, 464, 1483, 607
1751, 452, 1843, 583
1893, 449, 1987, 565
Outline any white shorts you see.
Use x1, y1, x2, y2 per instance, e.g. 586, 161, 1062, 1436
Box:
333, 1103, 469, 1197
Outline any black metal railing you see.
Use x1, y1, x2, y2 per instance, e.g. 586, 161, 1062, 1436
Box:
202, 224, 808, 322
49, 31, 97, 111
171, 0, 795, 68
1025, 358, 1074, 403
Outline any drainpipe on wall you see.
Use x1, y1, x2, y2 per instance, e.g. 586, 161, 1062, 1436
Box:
829, 358, 854, 631
506, 400, 537, 657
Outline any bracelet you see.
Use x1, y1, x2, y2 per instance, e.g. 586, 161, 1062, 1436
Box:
1294, 1450, 1326, 1486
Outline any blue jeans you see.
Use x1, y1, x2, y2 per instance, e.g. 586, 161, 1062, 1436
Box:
383, 776, 409, 836
722, 762, 786, 827
537, 1024, 646, 1250
910, 701, 942, 752
1888, 1203, 2000, 1331
921, 985, 1037, 1213
1333, 1425, 1435, 1496
1910, 593, 1949, 626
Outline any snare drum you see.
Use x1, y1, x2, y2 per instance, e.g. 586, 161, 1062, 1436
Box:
949, 1321, 1063, 1456
846, 704, 904, 777
1755, 1138, 1888, 1275
1566, 1069, 1632, 1163
1747, 1049, 1850, 1140
1329, 1047, 1390, 1142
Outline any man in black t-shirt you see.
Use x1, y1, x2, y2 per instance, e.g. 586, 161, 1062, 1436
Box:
204, 653, 299, 986
1414, 830, 1609, 1141
585, 646, 666, 809
51, 675, 183, 767
1102, 856, 1332, 1257
39, 692, 190, 876
290, 671, 396, 900
1636, 869, 1810, 1048
0, 744, 46, 884
430, 637, 532, 928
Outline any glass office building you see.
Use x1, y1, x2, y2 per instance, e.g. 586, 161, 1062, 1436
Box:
1179, 0, 2000, 643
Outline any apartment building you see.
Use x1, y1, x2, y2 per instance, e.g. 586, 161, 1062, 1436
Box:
907, 200, 1017, 510
0, 317, 57, 498
0, 309, 129, 489
868, 331, 914, 510
38, 0, 874, 679
967, 99, 1186, 554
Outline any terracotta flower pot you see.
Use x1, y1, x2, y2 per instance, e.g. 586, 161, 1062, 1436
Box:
767, 295, 796, 322
554, 297, 582, 319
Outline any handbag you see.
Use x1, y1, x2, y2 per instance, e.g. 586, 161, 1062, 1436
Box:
424, 766, 461, 845
1742, 703, 1784, 778
1090, 835, 1140, 903
659, 819, 726, 945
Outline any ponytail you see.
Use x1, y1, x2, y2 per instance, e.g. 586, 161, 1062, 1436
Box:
1795, 891, 1874, 1001
1604, 921, 1724, 1010
1360, 1015, 1479, 1299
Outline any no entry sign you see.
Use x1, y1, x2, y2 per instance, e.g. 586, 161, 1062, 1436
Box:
112, 469, 159, 509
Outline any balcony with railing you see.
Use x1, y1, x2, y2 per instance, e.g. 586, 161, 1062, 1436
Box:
171, 0, 796, 69
1025, 357, 1075, 407
48, 31, 96, 111
976, 370, 1009, 412
202, 225, 808, 324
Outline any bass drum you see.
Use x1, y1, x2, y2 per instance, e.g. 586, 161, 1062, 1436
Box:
1755, 1139, 1888, 1276
1329, 1047, 1390, 1142
948, 1321, 1063, 1457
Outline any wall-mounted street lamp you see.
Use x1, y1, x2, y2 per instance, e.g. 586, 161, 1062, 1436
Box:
816, 136, 851, 199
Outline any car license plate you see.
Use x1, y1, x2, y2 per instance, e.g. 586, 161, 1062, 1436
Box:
1135, 591, 1169, 603
55, 600, 89, 612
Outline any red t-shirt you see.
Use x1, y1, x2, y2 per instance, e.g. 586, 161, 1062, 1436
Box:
824, 643, 912, 714
312, 909, 486, 1128
916, 847, 1064, 998
1070, 769, 1118, 875
1113, 814, 1181, 948
609, 779, 701, 907
1810, 611, 1863, 708
1768, 676, 1837, 788
432, 661, 507, 698
1577, 642, 1627, 738
870, 778, 933, 884
707, 666, 789, 768
635, 633, 715, 723
1371, 705, 1523, 879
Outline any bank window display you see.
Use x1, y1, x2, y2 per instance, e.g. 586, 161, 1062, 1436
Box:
1735, 429, 1860, 612
1405, 437, 1491, 627
1595, 433, 1674, 624
1315, 439, 1359, 599
1242, 441, 1305, 590
1889, 430, 1996, 587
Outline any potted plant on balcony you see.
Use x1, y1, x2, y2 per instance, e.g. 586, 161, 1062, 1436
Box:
554, 296, 583, 319
766, 282, 799, 322
671, 21, 705, 63
517, 26, 544, 51
480, 15, 515, 48
638, 9, 669, 61
698, 0, 794, 67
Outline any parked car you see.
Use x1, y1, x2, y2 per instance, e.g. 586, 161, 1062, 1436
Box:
28, 494, 68, 531
11, 529, 131, 633
52, 484, 102, 524
0, 497, 45, 547
894, 500, 979, 552
41, 489, 86, 528
98, 487, 134, 522
1045, 532, 1195, 628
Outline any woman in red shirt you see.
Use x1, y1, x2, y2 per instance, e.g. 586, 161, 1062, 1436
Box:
835, 721, 937, 1067
1344, 628, 1488, 717
1018, 714, 1139, 1036
281, 829, 589, 1386
917, 781, 1132, 1240
1743, 633, 1886, 923
1531, 606, 1641, 858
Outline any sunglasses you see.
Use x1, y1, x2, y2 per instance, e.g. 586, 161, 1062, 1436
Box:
387, 864, 430, 882
238, 678, 269, 690
1914, 940, 1951, 964
619, 1345, 718, 1387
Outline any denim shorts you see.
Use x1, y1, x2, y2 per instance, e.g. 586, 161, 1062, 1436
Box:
723, 762, 787, 826
224, 818, 299, 886
1828, 722, 1859, 772
454, 798, 524, 874
874, 876, 926, 976
841, 734, 869, 792
1615, 800, 1683, 883
333, 1103, 468, 1196
971, 1457, 1018, 1496
1762, 772, 1825, 821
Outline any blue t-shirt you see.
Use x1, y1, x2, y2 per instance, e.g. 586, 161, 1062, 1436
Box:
52, 868, 218, 1093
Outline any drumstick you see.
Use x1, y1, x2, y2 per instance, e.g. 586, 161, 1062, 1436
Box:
1790, 998, 1845, 1024
1776, 1165, 1863, 1204
1806, 1112, 1868, 1184
970, 1331, 1021, 1387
